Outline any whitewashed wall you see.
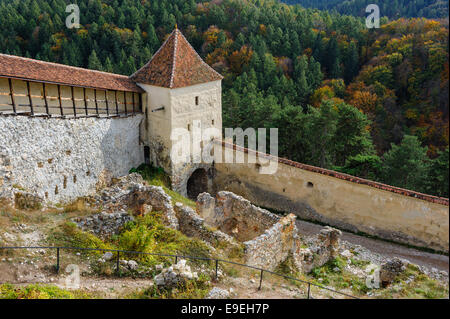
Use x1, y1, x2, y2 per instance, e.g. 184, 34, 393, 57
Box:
0, 115, 144, 203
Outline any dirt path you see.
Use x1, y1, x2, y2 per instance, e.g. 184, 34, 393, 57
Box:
296, 219, 449, 272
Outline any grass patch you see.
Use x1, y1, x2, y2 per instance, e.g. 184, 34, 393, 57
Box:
0, 203, 48, 228
377, 264, 449, 299
130, 273, 212, 299
48, 221, 113, 255
0, 283, 92, 299
61, 198, 98, 215
115, 213, 213, 269
309, 257, 370, 295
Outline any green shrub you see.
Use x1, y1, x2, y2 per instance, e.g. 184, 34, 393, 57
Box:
0, 284, 91, 299
48, 221, 113, 255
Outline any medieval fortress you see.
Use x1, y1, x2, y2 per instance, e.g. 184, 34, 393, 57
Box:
0, 29, 448, 252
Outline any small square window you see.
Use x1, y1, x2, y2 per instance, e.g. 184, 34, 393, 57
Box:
195, 96, 199, 105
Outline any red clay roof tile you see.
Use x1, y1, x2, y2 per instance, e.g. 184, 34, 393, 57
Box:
0, 53, 143, 92
130, 28, 223, 88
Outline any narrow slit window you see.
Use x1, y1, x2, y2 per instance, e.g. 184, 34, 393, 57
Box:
195, 96, 199, 105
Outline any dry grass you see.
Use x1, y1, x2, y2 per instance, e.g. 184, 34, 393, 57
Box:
0, 201, 48, 229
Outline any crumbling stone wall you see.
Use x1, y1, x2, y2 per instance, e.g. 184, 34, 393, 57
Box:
196, 191, 298, 270
93, 173, 178, 229
293, 226, 342, 273
244, 214, 298, 270
212, 143, 449, 252
173, 202, 237, 247
197, 191, 279, 242
0, 115, 144, 203
72, 210, 134, 239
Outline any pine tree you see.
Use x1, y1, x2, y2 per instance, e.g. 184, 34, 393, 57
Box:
88, 50, 103, 71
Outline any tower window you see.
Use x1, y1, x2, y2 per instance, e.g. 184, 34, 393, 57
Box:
187, 124, 191, 131
212, 119, 214, 125
195, 96, 199, 105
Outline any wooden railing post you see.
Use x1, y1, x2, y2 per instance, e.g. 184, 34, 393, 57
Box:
8, 78, 17, 114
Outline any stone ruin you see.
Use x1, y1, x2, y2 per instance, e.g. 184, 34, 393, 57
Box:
92, 173, 178, 229
194, 191, 342, 272
293, 226, 342, 273
72, 210, 134, 239
69, 174, 343, 274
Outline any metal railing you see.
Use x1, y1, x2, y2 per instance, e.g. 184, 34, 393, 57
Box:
0, 246, 358, 299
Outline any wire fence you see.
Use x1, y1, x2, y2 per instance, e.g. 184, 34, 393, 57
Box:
0, 246, 359, 299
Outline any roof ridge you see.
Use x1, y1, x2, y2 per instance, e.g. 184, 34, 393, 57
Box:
169, 29, 179, 88
130, 28, 177, 79
0, 53, 130, 78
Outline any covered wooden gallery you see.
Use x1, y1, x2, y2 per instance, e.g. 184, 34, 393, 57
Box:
0, 53, 144, 118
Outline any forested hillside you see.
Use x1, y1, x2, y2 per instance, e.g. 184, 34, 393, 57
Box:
282, 0, 449, 19
0, 0, 448, 197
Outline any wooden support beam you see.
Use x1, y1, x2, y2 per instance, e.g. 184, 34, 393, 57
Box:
57, 85, 63, 116
26, 81, 34, 116
94, 89, 99, 115
114, 90, 119, 115
83, 88, 88, 116
124, 91, 128, 115
105, 90, 109, 116
132, 92, 135, 114
43, 83, 49, 115
71, 86, 77, 117
8, 78, 17, 114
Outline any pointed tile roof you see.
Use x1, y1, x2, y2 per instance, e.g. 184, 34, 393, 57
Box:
130, 28, 223, 88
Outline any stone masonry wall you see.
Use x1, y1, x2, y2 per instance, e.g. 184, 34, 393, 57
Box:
244, 213, 298, 271
212, 143, 449, 252
197, 191, 279, 242
196, 191, 298, 271
0, 115, 144, 203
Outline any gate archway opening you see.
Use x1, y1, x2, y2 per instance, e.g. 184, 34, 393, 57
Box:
186, 168, 208, 200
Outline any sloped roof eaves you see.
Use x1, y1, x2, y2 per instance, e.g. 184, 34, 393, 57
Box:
0, 53, 144, 93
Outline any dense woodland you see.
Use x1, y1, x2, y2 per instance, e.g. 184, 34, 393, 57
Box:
0, 0, 448, 197
283, 0, 449, 19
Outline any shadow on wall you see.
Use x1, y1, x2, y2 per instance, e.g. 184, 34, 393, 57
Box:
187, 168, 208, 200
99, 115, 145, 188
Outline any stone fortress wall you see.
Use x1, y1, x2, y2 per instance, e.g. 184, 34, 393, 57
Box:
0, 114, 144, 203
209, 142, 449, 252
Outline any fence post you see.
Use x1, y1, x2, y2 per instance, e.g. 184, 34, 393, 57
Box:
116, 251, 120, 275
307, 283, 311, 299
56, 248, 60, 274
175, 256, 178, 264
258, 269, 263, 290
215, 260, 219, 281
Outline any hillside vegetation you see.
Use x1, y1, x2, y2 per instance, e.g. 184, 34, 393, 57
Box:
282, 0, 449, 19
0, 0, 448, 196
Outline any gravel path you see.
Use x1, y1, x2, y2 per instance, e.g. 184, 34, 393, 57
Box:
296, 219, 449, 272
